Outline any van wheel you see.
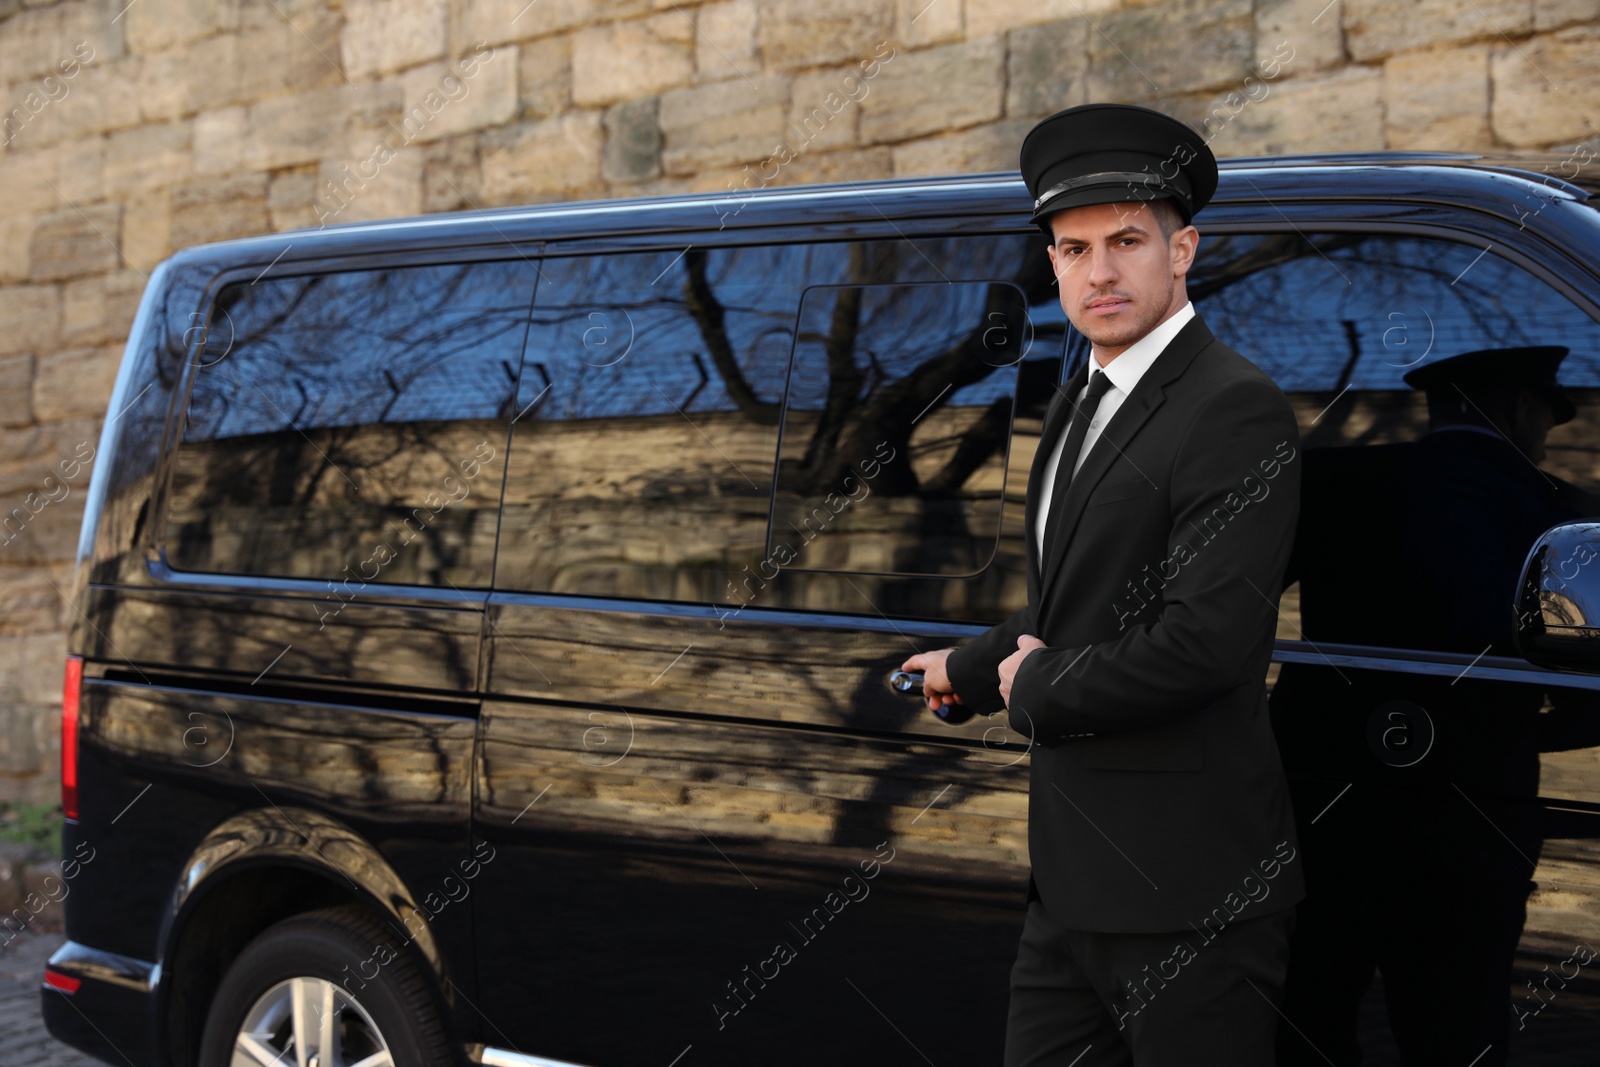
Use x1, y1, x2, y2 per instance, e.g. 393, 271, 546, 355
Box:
198, 905, 451, 1067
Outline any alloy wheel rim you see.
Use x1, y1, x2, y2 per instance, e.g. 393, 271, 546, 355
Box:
231, 975, 394, 1067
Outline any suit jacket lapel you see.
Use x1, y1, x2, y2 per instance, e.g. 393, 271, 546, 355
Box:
1038, 315, 1216, 600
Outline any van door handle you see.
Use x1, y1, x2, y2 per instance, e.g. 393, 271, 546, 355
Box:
887, 670, 923, 693
888, 669, 975, 725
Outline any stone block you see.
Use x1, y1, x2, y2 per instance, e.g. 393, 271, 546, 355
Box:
897, 0, 962, 47
787, 67, 866, 156
0, 4, 124, 83
1344, 0, 1532, 62
860, 38, 1001, 145
757, 0, 895, 70
0, 218, 31, 283
0, 357, 34, 428
1087, 0, 1254, 101
422, 135, 480, 213
33, 343, 122, 423
967, 0, 1119, 38
773, 145, 893, 186
602, 97, 662, 184
170, 174, 270, 249
892, 119, 1036, 177
659, 73, 787, 174
1007, 18, 1090, 120
269, 170, 321, 232
102, 121, 193, 197
1536, 0, 1600, 31
137, 33, 241, 121
48, 59, 144, 143
460, 0, 601, 47
1385, 45, 1491, 149
53, 137, 103, 204
0, 285, 58, 357
397, 49, 517, 144
194, 106, 247, 176
0, 148, 62, 215
123, 191, 173, 271
480, 111, 604, 203
1217, 66, 1384, 155
243, 85, 352, 171
61, 269, 144, 347
0, 562, 70, 638
0, 707, 57, 796
0, 635, 65, 707
518, 35, 571, 121
1491, 26, 1600, 146
572, 14, 694, 108
126, 0, 239, 54
343, 0, 448, 78
318, 137, 424, 224
1254, 0, 1343, 76
29, 204, 121, 282
696, 0, 758, 79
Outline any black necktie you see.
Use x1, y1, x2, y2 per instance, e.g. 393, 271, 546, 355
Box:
1044, 368, 1114, 554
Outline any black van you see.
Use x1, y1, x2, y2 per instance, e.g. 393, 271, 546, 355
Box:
42, 154, 1600, 1066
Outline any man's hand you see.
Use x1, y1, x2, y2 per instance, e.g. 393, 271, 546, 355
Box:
998, 635, 1048, 708
900, 648, 963, 713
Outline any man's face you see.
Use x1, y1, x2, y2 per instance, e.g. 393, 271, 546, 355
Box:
1045, 200, 1198, 358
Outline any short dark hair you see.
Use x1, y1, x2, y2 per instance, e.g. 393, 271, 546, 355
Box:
1148, 197, 1186, 241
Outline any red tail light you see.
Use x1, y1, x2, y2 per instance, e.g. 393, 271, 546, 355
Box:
62, 657, 82, 820
43, 969, 81, 994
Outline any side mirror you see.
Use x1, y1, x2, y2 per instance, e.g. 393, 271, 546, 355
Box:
1514, 520, 1600, 671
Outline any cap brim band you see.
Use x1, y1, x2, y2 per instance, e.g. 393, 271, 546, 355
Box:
1030, 169, 1193, 224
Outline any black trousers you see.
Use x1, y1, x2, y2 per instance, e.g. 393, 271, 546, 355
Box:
1004, 881, 1296, 1067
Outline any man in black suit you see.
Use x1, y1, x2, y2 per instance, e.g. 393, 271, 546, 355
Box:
902, 103, 1304, 1065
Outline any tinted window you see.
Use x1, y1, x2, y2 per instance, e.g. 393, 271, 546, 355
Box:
496, 235, 1066, 622
1192, 232, 1600, 651
164, 261, 533, 586
1192, 232, 1600, 491
494, 244, 802, 600
770, 278, 1029, 577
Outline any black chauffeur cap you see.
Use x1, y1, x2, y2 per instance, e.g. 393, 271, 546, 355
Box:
1403, 345, 1576, 425
1020, 102, 1217, 235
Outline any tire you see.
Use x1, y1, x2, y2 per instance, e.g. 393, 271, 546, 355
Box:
197, 904, 453, 1067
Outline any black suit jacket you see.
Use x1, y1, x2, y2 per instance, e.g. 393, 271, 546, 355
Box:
947, 313, 1305, 932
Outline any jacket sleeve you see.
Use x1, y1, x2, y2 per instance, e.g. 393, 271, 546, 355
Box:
1005, 376, 1301, 744
945, 603, 1037, 717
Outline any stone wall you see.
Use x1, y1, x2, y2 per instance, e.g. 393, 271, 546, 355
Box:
1, 0, 1597, 803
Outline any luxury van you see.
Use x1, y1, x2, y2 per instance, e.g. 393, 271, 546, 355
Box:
42, 154, 1600, 1065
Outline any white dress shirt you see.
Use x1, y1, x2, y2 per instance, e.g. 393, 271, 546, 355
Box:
1035, 301, 1196, 558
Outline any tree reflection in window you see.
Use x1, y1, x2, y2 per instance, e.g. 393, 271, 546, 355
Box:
164, 261, 534, 586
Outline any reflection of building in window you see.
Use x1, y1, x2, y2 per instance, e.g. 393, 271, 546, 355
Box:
165, 261, 533, 587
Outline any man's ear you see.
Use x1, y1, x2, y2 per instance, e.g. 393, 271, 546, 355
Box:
1170, 224, 1200, 277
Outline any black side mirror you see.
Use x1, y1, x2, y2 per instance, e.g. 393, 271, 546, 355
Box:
1514, 520, 1600, 671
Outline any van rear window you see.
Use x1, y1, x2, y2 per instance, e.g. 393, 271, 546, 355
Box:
163, 260, 535, 587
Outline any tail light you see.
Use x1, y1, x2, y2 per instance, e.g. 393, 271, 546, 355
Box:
43, 969, 81, 994
62, 657, 82, 820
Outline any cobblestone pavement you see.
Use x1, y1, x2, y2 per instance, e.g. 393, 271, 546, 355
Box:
0, 931, 105, 1067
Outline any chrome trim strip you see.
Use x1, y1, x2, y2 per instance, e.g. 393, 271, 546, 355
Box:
482, 1050, 596, 1067
45, 940, 156, 994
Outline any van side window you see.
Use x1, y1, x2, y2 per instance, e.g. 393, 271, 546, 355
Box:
164, 261, 533, 587
769, 276, 1030, 576
494, 235, 1064, 620
1190, 232, 1600, 650
494, 244, 805, 599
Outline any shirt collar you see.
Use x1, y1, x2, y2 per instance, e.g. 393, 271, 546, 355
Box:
1089, 300, 1195, 395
